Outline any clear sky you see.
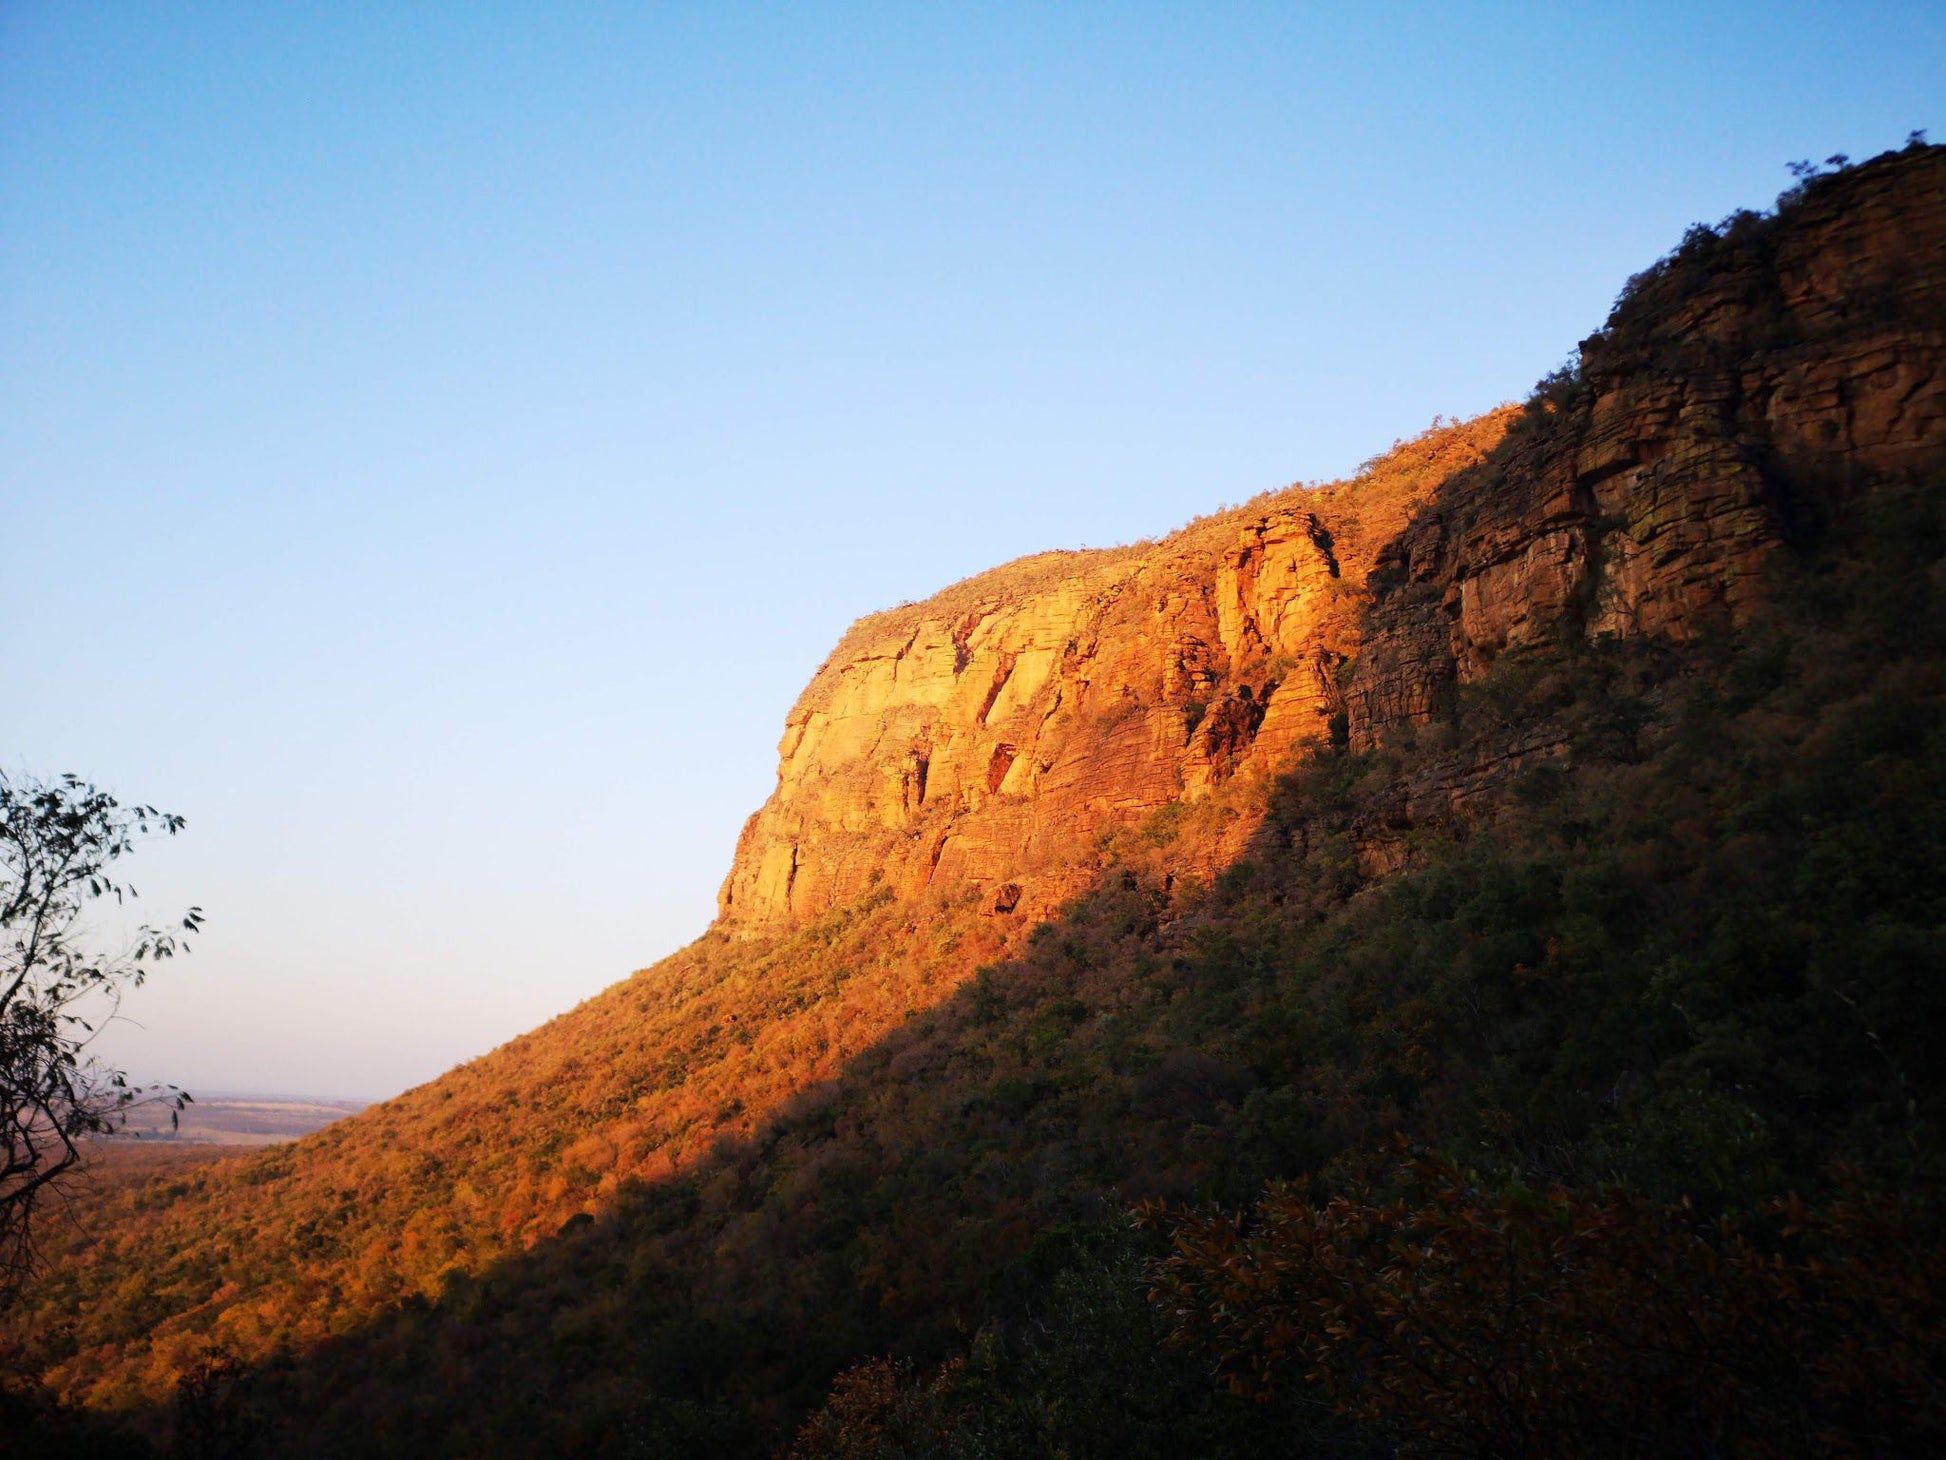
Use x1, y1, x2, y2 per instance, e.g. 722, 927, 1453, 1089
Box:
5, 4, 1941, 1100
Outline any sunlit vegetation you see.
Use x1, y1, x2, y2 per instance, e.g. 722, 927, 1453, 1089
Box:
6, 880, 1019, 1415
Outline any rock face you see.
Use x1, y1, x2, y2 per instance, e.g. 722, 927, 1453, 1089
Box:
1346, 145, 1946, 744
723, 144, 1946, 936
719, 414, 1516, 932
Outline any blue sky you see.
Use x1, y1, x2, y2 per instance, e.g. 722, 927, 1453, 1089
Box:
5, 3, 1941, 1099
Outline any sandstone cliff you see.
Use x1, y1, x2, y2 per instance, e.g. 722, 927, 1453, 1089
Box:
718, 412, 1515, 933
722, 143, 1946, 936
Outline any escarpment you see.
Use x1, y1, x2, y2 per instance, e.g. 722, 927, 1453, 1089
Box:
722, 145, 1946, 934
718, 411, 1516, 933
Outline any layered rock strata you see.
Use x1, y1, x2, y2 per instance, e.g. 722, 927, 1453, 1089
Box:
1346, 145, 1946, 745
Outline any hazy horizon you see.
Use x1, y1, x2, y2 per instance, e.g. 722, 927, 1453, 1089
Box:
7, 4, 1942, 1101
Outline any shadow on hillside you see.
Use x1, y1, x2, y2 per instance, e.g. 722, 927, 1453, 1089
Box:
178, 853, 1304, 1458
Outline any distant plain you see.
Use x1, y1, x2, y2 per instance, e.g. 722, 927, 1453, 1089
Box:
101, 1096, 368, 1150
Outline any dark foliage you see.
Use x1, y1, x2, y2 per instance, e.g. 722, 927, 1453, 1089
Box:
1154, 1150, 1946, 1458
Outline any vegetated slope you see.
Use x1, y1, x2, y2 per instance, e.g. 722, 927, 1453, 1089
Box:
7, 142, 1945, 1458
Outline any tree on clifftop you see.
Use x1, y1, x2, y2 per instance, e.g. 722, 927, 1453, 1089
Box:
0, 771, 200, 1295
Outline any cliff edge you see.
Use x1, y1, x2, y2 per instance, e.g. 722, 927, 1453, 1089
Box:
718, 412, 1514, 932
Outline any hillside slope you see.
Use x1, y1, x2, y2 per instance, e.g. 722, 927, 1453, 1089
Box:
8, 143, 1945, 1457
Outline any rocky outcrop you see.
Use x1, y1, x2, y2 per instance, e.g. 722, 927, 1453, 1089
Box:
1344, 144, 1946, 748
719, 415, 1515, 933
723, 144, 1946, 935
